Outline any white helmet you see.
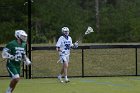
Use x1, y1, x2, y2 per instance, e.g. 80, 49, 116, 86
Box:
61, 27, 69, 36
15, 30, 27, 42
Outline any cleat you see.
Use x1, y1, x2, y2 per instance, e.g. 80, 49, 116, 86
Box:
6, 91, 11, 93
65, 79, 70, 83
58, 76, 64, 83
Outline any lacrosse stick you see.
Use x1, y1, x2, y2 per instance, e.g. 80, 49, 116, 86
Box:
56, 26, 94, 63
57, 59, 61, 63
75, 26, 94, 43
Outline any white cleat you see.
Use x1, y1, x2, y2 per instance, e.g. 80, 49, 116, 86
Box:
6, 91, 11, 93
65, 79, 70, 83
58, 76, 64, 83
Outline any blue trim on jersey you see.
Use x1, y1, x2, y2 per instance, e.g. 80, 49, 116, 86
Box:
63, 35, 69, 40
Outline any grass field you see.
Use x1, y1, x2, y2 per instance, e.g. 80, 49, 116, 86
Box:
1, 77, 140, 93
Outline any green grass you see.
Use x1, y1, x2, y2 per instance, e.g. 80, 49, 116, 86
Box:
1, 77, 140, 93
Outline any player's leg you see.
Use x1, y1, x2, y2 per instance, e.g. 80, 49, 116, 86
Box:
60, 64, 64, 75
9, 75, 20, 92
58, 67, 64, 83
6, 66, 20, 93
57, 57, 65, 83
63, 62, 69, 82
63, 55, 70, 83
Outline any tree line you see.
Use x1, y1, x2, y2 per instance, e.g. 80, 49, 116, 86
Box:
0, 0, 140, 44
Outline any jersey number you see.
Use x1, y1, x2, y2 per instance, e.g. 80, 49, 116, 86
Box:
64, 44, 70, 50
15, 50, 25, 61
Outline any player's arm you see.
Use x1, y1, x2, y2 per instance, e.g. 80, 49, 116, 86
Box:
2, 44, 14, 60
56, 37, 63, 52
72, 41, 78, 48
2, 48, 14, 59
22, 54, 31, 65
20, 43, 31, 65
70, 37, 78, 49
56, 47, 61, 52
56, 37, 66, 54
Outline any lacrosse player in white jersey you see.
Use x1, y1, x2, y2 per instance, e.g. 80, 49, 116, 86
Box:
56, 27, 78, 83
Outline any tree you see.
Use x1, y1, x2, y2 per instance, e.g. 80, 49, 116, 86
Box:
0, 0, 28, 44
32, 0, 91, 43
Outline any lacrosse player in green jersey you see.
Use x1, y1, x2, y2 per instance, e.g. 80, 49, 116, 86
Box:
2, 30, 31, 93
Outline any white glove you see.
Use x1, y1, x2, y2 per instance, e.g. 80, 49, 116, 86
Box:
73, 42, 78, 48
24, 56, 31, 65
2, 48, 14, 60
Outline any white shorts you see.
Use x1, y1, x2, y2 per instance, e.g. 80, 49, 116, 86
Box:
60, 55, 69, 63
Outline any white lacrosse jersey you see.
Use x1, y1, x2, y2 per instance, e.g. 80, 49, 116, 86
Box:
56, 36, 73, 56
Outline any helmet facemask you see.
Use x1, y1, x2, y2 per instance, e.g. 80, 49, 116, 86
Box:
20, 35, 27, 42
63, 31, 69, 36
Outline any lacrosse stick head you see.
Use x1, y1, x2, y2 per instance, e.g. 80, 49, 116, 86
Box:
75, 26, 94, 43
85, 26, 94, 35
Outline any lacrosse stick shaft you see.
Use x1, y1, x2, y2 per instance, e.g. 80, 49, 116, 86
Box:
75, 26, 93, 43
57, 59, 61, 63
76, 35, 85, 43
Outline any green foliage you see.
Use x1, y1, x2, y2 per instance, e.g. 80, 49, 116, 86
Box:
97, 0, 140, 42
0, 0, 140, 43
0, 0, 28, 44
32, 0, 91, 43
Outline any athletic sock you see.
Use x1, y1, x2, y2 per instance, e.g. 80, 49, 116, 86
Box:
59, 74, 62, 77
65, 76, 68, 80
6, 87, 12, 93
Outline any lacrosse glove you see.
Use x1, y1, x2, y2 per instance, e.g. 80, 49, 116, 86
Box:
73, 42, 78, 48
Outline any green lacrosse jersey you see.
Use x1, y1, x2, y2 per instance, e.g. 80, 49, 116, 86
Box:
6, 40, 26, 68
